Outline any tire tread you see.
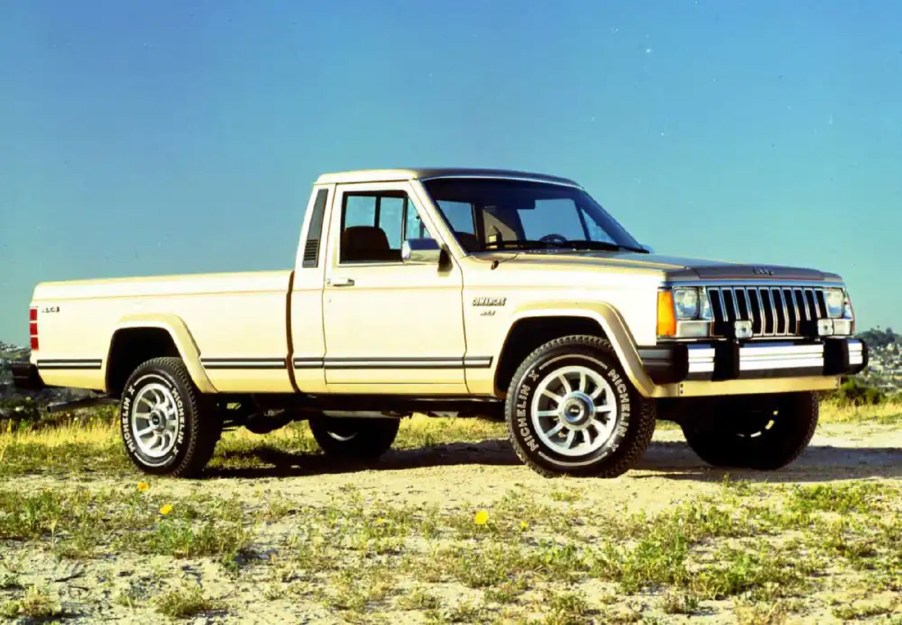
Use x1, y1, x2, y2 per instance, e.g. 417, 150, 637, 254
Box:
505, 334, 655, 478
121, 357, 219, 478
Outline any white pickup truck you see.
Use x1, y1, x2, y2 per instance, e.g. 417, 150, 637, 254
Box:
14, 168, 867, 478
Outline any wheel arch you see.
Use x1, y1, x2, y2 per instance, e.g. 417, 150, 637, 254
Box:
104, 314, 216, 397
491, 303, 657, 398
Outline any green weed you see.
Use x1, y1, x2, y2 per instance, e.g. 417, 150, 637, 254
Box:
154, 584, 220, 618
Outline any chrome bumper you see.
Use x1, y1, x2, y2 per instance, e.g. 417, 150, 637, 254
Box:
640, 338, 867, 384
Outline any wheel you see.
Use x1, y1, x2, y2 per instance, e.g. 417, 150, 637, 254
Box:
505, 335, 656, 477
309, 416, 400, 460
119, 357, 220, 477
680, 391, 818, 470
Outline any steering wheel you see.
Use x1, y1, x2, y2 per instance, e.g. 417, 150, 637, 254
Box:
539, 234, 568, 245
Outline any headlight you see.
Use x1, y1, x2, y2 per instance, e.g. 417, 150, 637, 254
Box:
673, 287, 699, 320
824, 288, 845, 318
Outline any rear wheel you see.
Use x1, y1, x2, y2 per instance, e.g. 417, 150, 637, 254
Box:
309, 416, 400, 460
506, 335, 656, 477
119, 357, 220, 477
680, 391, 818, 470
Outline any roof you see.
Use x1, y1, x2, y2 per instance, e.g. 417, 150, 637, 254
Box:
314, 168, 580, 187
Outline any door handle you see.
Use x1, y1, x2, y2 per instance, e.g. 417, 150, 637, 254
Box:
327, 277, 355, 287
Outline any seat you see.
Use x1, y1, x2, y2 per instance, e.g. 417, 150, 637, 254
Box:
454, 231, 481, 253
341, 226, 397, 262
483, 207, 524, 244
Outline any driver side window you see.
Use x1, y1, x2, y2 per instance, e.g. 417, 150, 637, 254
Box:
339, 191, 434, 263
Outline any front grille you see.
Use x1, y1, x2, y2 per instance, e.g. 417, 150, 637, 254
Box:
707, 286, 828, 337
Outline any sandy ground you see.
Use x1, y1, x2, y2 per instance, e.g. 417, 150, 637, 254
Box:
1, 423, 900, 624
15, 422, 899, 513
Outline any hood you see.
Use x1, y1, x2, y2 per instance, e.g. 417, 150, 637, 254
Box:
480, 250, 839, 282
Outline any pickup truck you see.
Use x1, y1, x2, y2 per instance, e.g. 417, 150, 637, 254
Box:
14, 168, 868, 478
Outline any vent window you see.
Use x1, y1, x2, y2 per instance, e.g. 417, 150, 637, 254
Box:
302, 189, 329, 268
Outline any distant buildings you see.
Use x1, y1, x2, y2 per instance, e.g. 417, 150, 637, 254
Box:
862, 342, 901, 393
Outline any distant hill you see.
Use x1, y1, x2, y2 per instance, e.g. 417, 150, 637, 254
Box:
857, 328, 900, 349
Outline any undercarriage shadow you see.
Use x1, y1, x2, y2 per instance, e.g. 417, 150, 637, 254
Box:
206, 438, 901, 482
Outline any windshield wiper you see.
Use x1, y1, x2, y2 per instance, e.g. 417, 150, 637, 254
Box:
541, 240, 649, 253
482, 240, 552, 250
481, 239, 648, 253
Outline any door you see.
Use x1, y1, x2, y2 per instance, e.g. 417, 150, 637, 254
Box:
322, 182, 467, 392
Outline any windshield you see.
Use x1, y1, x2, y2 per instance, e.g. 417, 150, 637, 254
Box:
422, 178, 644, 253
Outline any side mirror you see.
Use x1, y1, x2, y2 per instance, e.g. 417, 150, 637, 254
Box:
401, 238, 442, 264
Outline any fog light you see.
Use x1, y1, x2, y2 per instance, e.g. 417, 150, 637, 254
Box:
817, 319, 835, 336
832, 319, 853, 336
734, 320, 753, 340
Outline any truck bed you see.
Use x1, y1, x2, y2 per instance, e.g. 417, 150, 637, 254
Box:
31, 270, 294, 393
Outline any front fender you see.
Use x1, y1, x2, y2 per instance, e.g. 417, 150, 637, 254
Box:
105, 313, 217, 394
496, 301, 659, 398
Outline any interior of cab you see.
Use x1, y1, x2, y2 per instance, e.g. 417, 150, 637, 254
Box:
339, 191, 433, 263
424, 177, 641, 254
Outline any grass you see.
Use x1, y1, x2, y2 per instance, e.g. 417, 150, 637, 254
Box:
0, 488, 251, 567
0, 400, 898, 479
734, 601, 789, 625
0, 414, 507, 478
691, 547, 807, 601
0, 408, 899, 622
154, 584, 220, 618
396, 586, 441, 611
0, 585, 62, 620
543, 591, 592, 624
321, 564, 397, 613
819, 398, 902, 425
831, 601, 894, 620
787, 481, 882, 514
659, 590, 700, 615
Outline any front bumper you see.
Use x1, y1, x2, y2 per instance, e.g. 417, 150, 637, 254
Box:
639, 338, 867, 384
11, 362, 46, 391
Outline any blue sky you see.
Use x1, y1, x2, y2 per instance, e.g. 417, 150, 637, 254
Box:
1, 0, 900, 343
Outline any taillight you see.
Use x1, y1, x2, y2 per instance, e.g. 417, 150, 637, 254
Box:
29, 307, 39, 351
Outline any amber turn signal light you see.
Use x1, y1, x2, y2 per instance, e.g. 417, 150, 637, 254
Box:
657, 290, 676, 337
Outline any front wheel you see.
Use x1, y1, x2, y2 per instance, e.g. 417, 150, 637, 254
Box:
680, 391, 818, 470
120, 357, 220, 477
309, 416, 400, 460
506, 335, 656, 477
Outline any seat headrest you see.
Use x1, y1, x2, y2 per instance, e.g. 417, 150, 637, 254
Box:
455, 231, 480, 253
342, 226, 394, 262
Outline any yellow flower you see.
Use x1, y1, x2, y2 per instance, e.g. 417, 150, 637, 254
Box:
159, 503, 173, 516
137, 481, 150, 492
520, 520, 529, 531
474, 510, 489, 526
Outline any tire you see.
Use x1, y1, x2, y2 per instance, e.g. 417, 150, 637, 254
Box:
680, 391, 818, 470
505, 335, 656, 478
119, 357, 220, 477
309, 416, 400, 460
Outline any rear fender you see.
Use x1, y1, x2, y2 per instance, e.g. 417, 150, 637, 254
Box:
105, 314, 216, 394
